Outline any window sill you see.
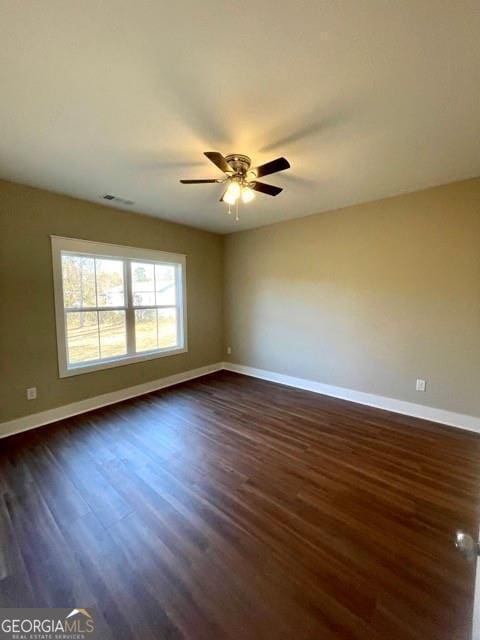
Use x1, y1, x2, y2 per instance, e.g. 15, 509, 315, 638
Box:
59, 346, 188, 378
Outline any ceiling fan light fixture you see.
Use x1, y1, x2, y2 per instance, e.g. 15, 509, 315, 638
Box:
241, 186, 255, 203
224, 180, 241, 205
180, 151, 290, 220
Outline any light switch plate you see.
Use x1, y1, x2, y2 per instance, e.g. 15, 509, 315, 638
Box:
27, 387, 37, 400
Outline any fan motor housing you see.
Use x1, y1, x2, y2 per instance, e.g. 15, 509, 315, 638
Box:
225, 154, 251, 175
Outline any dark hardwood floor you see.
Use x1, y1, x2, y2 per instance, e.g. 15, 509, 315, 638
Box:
1, 371, 479, 639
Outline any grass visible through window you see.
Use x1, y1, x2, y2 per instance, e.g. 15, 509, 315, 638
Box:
67, 312, 177, 363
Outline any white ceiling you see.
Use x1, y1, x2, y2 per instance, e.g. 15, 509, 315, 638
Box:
1, 1, 479, 234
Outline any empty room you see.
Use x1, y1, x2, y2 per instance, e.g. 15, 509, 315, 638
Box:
1, 2, 480, 639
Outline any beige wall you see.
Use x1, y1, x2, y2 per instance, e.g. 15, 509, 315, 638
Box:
0, 179, 224, 423
2, 176, 480, 426
224, 178, 480, 417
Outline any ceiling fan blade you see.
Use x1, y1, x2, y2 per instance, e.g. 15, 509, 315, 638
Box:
180, 179, 221, 184
252, 157, 290, 178
251, 181, 283, 196
204, 151, 232, 174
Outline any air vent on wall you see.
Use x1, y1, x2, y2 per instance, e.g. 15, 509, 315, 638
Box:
102, 194, 134, 206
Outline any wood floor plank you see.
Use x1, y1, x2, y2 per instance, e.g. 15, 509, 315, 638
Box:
1, 370, 479, 639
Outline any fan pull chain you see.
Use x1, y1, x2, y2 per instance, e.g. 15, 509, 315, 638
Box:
235, 199, 239, 222
227, 203, 232, 215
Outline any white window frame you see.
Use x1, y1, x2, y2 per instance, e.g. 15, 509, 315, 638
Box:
51, 236, 187, 378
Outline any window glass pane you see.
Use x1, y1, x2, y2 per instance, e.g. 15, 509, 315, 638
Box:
57, 240, 185, 374
131, 262, 155, 306
96, 258, 124, 307
62, 255, 96, 308
66, 311, 99, 363
134, 308, 158, 352
99, 310, 127, 358
158, 308, 178, 348
155, 264, 177, 305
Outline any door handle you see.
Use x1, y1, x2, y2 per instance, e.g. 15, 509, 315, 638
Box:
455, 531, 480, 562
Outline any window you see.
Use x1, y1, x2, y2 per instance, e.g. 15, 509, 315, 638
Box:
51, 236, 187, 377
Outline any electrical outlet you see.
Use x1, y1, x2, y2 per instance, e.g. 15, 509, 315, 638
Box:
415, 379, 426, 392
226, 346, 232, 355
27, 387, 37, 400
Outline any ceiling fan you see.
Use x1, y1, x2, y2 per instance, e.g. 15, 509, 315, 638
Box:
180, 152, 290, 218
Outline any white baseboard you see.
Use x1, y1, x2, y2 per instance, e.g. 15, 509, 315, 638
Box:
223, 362, 480, 434
3, 360, 479, 440
0, 362, 223, 440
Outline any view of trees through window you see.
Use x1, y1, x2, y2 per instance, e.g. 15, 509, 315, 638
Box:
61, 254, 179, 365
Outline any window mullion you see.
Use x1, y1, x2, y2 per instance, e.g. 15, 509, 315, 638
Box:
125, 260, 135, 355
93, 259, 102, 359
176, 265, 183, 348
175, 304, 180, 347
153, 262, 159, 348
